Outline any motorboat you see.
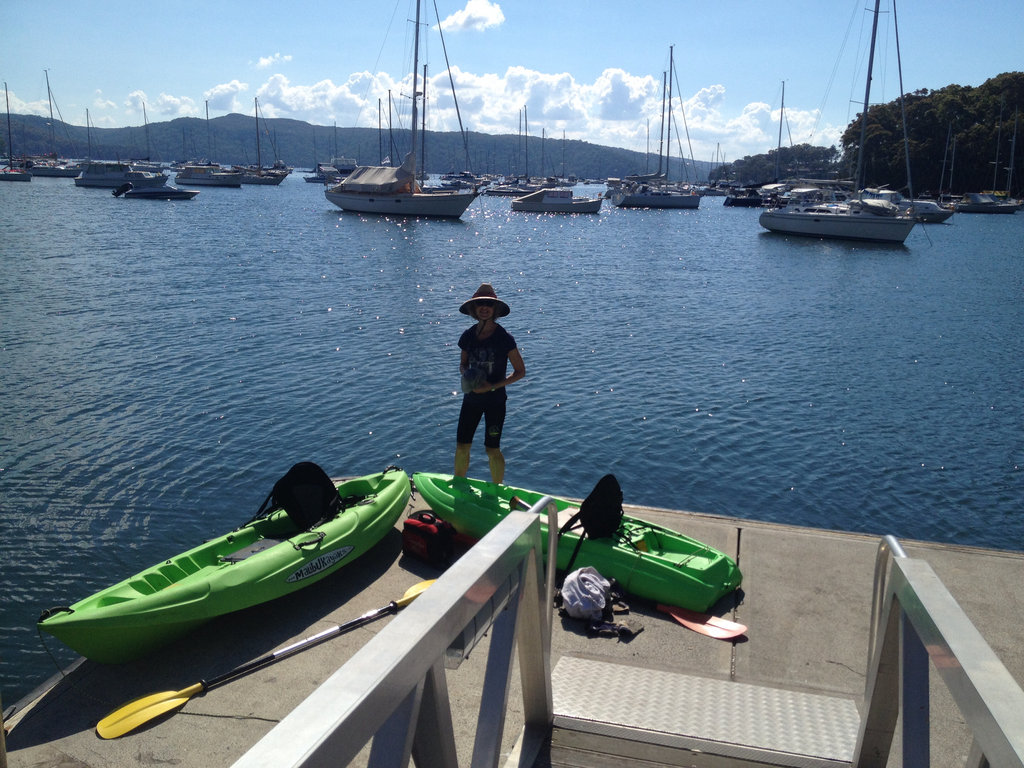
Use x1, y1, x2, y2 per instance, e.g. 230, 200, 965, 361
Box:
74, 162, 168, 188
861, 188, 954, 223
511, 187, 602, 213
22, 159, 81, 178
305, 163, 344, 184
758, 187, 916, 243
112, 182, 199, 200
173, 163, 242, 187
953, 193, 1020, 214
723, 187, 765, 207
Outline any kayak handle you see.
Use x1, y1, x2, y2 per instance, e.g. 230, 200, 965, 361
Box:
292, 531, 326, 550
38, 605, 74, 622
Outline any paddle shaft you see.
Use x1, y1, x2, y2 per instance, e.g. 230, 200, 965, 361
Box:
203, 601, 399, 691
97, 582, 434, 739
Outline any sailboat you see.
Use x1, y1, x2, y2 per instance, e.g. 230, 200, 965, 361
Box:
324, 0, 478, 218
758, 0, 916, 244
2, 82, 32, 182
238, 97, 288, 185
26, 71, 81, 177
611, 46, 700, 210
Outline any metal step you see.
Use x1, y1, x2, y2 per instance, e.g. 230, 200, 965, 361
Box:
550, 655, 860, 768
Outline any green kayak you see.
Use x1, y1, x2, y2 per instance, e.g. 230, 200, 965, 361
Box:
412, 472, 741, 612
38, 465, 411, 664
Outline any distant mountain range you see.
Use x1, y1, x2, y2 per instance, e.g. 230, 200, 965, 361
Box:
6, 112, 718, 182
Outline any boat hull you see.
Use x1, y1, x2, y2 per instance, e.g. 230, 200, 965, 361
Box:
612, 191, 700, 209
325, 188, 478, 218
121, 186, 199, 200
510, 189, 602, 213
412, 472, 742, 612
759, 208, 916, 243
38, 468, 411, 663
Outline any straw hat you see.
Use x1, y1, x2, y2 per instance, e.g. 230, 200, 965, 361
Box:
459, 283, 510, 318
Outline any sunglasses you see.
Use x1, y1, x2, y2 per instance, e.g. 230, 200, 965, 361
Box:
476, 300, 495, 308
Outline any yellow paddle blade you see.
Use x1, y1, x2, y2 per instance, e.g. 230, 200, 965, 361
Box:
397, 579, 435, 607
96, 682, 205, 739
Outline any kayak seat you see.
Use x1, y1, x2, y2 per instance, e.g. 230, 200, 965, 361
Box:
270, 462, 342, 532
559, 474, 624, 540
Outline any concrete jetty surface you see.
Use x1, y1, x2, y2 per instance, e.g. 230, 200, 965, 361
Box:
5, 495, 1023, 767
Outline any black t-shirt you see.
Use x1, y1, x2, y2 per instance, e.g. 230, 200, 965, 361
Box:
459, 324, 516, 385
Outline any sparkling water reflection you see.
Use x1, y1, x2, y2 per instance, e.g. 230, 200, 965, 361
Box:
2, 176, 1021, 702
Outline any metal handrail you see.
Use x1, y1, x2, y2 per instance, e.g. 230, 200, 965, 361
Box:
231, 501, 558, 768
855, 537, 1024, 767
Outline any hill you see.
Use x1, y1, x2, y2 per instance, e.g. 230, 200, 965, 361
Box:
4, 112, 712, 182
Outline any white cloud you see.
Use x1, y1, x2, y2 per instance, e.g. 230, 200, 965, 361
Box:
154, 93, 199, 118
438, 0, 505, 32
256, 53, 293, 69
204, 80, 250, 113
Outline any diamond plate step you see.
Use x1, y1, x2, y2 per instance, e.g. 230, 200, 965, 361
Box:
550, 655, 860, 768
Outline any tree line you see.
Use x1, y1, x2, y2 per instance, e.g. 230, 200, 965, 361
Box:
712, 72, 1023, 197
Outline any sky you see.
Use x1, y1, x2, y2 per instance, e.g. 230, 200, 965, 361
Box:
4, 0, 1022, 164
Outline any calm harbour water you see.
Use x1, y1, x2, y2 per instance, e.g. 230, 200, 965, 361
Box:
2, 174, 1022, 704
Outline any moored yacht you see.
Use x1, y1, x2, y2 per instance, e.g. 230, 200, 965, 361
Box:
953, 192, 1020, 214
323, 0, 477, 219
759, 187, 916, 243
74, 162, 168, 188
173, 163, 242, 187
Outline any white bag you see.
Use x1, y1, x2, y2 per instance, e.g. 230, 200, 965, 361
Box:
560, 567, 611, 620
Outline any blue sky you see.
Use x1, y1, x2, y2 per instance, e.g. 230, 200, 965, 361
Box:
4, 0, 1021, 162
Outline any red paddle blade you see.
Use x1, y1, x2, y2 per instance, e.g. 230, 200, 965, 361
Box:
657, 604, 747, 640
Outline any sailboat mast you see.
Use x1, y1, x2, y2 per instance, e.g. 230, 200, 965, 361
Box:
939, 122, 952, 195
893, 0, 913, 199
775, 81, 784, 181
992, 96, 1005, 190
255, 97, 261, 171
5, 82, 15, 170
410, 0, 421, 177
421, 64, 427, 180
666, 46, 674, 183
854, 0, 882, 191
45, 70, 56, 157
656, 72, 666, 177
143, 102, 151, 162
1007, 108, 1018, 197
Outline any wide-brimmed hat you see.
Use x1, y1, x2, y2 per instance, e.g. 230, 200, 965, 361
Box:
459, 283, 510, 318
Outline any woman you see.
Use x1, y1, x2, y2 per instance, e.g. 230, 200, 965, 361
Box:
455, 283, 526, 484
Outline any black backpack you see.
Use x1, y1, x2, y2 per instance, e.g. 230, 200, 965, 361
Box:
559, 474, 624, 540
266, 462, 341, 531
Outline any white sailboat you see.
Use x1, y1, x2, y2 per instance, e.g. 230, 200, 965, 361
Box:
325, 0, 478, 218
759, 0, 915, 244
611, 46, 700, 210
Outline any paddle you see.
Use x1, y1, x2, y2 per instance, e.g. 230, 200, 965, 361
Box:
96, 579, 435, 739
657, 603, 747, 640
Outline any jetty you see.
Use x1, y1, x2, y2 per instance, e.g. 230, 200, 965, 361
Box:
4, 494, 1023, 767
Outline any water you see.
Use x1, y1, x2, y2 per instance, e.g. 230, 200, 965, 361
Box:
2, 176, 1022, 704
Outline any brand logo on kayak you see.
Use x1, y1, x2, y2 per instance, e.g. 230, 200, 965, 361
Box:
287, 546, 354, 582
